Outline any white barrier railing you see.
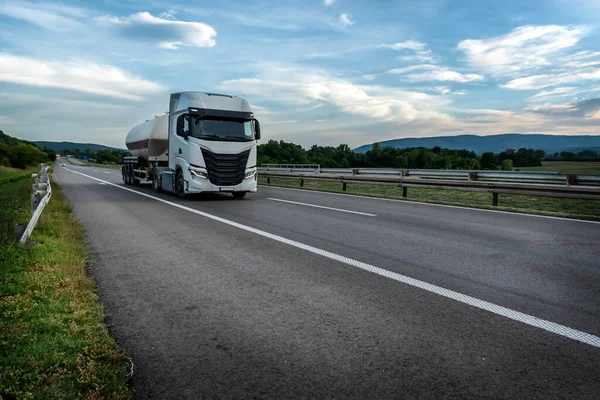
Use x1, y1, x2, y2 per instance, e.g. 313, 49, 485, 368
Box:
20, 163, 52, 244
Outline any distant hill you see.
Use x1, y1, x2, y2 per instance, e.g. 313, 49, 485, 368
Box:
1, 131, 55, 168
353, 134, 600, 154
33, 141, 125, 153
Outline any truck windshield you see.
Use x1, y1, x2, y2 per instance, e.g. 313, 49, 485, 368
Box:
191, 117, 255, 141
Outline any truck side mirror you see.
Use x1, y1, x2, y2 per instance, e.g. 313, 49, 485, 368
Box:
254, 119, 261, 140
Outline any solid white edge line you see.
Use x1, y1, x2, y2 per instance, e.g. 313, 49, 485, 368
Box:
267, 197, 376, 216
64, 168, 600, 348
260, 185, 600, 225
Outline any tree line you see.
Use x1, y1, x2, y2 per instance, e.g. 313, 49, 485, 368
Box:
0, 131, 56, 169
258, 140, 549, 170
545, 150, 600, 161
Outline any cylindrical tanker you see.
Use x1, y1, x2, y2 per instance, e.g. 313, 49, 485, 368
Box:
125, 114, 169, 161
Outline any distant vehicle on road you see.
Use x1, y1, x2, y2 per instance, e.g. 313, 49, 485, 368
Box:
122, 92, 261, 199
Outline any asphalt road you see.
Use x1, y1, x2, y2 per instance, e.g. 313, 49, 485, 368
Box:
53, 163, 600, 399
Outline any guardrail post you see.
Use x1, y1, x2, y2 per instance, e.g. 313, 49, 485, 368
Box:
567, 175, 578, 186
31, 193, 41, 214
492, 192, 499, 207
267, 176, 271, 184
469, 172, 478, 182
352, 169, 359, 176
342, 182, 347, 191
402, 186, 408, 198
300, 178, 304, 187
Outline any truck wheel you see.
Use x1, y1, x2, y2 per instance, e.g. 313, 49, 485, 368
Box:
153, 171, 162, 192
132, 168, 140, 186
176, 169, 186, 199
122, 167, 127, 184
232, 192, 246, 199
125, 166, 131, 185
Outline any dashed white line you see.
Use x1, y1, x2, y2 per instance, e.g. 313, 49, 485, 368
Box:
267, 198, 376, 216
64, 168, 600, 348
260, 185, 600, 224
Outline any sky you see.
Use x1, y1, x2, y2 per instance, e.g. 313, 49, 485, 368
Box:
0, 0, 599, 149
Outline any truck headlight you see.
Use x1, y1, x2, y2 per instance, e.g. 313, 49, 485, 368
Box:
189, 167, 208, 179
244, 168, 257, 179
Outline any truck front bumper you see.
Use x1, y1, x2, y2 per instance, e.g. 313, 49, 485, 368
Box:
185, 175, 258, 194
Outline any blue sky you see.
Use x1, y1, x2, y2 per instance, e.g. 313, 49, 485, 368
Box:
1, 0, 599, 149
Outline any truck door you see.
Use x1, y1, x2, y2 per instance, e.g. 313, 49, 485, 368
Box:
170, 113, 191, 171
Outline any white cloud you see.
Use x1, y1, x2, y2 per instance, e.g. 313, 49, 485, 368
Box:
363, 74, 375, 81
530, 87, 578, 101
407, 70, 483, 83
0, 116, 17, 125
218, 64, 451, 125
378, 40, 426, 52
378, 40, 437, 63
433, 86, 450, 94
96, 12, 216, 49
386, 64, 438, 74
501, 70, 600, 90
0, 53, 165, 101
457, 25, 591, 77
339, 13, 355, 27
159, 9, 177, 20
0, 2, 85, 31
387, 64, 484, 83
324, 0, 335, 6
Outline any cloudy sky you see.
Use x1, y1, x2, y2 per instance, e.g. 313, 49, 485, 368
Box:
1, 0, 599, 149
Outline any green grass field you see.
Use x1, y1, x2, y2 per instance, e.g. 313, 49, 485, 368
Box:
0, 172, 132, 399
0, 166, 38, 186
259, 176, 600, 221
519, 161, 600, 174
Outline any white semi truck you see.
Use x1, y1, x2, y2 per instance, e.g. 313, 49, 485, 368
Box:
123, 91, 261, 198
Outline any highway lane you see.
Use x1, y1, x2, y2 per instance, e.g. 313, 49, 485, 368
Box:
60, 164, 600, 335
54, 164, 600, 399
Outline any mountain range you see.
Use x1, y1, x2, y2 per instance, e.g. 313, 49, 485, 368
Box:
353, 134, 600, 154
31, 134, 600, 155
33, 141, 125, 153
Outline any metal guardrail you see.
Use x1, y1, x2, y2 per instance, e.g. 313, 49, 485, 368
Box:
20, 164, 52, 244
260, 168, 600, 206
261, 164, 321, 173
258, 167, 600, 186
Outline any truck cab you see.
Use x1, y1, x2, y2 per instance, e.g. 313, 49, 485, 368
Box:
123, 91, 261, 199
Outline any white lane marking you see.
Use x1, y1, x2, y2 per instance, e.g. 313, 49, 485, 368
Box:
65, 168, 600, 348
104, 171, 110, 174
261, 185, 600, 225
267, 198, 376, 217
99, 183, 107, 185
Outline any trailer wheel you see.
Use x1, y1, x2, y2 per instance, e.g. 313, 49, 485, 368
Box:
176, 169, 186, 199
232, 192, 246, 199
122, 167, 127, 183
132, 168, 140, 186
153, 171, 162, 192
124, 165, 131, 185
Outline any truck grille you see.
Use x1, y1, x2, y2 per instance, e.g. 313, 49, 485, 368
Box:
201, 148, 251, 186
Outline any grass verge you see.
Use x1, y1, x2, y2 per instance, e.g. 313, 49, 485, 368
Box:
519, 161, 600, 174
259, 176, 600, 222
0, 172, 132, 399
0, 166, 38, 186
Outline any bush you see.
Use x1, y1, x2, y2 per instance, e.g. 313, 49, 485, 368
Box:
502, 159, 514, 171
